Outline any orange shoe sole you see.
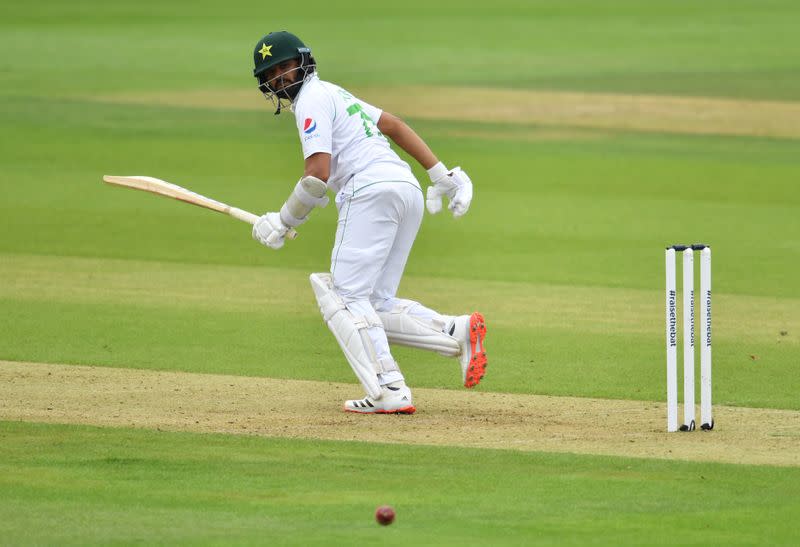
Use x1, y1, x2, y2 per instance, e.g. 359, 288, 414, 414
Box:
464, 312, 487, 388
344, 405, 416, 415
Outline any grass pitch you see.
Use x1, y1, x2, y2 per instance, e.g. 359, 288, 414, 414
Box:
1, 0, 799, 544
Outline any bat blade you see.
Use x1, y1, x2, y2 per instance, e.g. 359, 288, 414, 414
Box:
102, 175, 297, 238
103, 175, 233, 215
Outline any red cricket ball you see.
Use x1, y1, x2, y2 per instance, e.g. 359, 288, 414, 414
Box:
375, 505, 396, 526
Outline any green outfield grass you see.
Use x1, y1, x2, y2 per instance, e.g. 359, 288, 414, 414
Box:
2, 0, 799, 99
2, 422, 799, 546
1, 0, 799, 544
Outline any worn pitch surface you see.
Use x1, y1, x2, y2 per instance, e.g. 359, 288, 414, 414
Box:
3, 361, 797, 467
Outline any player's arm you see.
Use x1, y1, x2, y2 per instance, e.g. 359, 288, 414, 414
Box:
377, 112, 438, 169
378, 111, 473, 218
304, 152, 331, 182
251, 171, 329, 250
253, 153, 329, 248
253, 102, 333, 250
252, 154, 330, 251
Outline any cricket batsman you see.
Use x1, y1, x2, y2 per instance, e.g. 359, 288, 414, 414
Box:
250, 31, 487, 414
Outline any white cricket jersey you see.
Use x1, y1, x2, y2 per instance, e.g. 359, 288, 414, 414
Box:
292, 74, 415, 195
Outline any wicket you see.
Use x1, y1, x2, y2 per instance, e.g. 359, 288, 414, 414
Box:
665, 244, 713, 432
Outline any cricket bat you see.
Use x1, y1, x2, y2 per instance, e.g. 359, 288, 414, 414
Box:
102, 175, 297, 239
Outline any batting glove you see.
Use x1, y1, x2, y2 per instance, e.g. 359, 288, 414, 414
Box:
252, 212, 290, 250
425, 162, 473, 218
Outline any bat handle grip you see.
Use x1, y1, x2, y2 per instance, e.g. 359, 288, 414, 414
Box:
229, 207, 298, 240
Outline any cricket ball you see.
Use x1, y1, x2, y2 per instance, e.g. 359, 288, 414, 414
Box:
375, 505, 395, 526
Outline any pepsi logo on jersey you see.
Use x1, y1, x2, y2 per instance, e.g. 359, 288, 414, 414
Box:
303, 118, 317, 134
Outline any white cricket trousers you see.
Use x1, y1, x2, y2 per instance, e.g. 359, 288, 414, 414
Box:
330, 176, 444, 385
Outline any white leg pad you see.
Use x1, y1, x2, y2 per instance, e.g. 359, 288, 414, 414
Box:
376, 299, 461, 357
310, 273, 398, 399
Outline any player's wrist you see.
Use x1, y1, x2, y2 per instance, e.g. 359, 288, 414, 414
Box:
427, 161, 448, 183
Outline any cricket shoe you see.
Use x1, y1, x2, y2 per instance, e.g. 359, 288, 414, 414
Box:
344, 383, 416, 414
453, 312, 488, 388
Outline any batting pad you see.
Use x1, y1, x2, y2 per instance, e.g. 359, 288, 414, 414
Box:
376, 299, 461, 357
310, 273, 397, 399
